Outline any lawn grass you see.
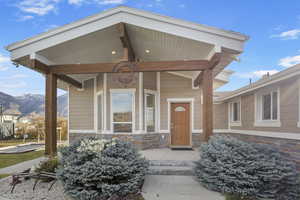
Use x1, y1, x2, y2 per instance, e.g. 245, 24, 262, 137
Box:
0, 139, 39, 148
0, 174, 10, 179
0, 150, 44, 169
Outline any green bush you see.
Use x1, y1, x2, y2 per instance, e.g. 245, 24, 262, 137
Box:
194, 135, 300, 200
57, 137, 149, 200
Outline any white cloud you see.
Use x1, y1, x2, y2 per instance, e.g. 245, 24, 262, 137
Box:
271, 29, 300, 40
0, 66, 9, 71
68, 0, 125, 5
9, 74, 29, 79
0, 54, 10, 63
279, 55, 300, 67
0, 54, 11, 71
235, 70, 279, 79
16, 0, 61, 16
17, 15, 34, 21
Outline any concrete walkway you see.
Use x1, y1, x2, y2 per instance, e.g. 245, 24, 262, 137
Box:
142, 175, 224, 200
0, 157, 45, 174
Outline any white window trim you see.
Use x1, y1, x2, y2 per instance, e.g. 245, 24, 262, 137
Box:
254, 88, 281, 127
96, 91, 103, 132
144, 89, 158, 133
229, 97, 242, 127
110, 88, 136, 133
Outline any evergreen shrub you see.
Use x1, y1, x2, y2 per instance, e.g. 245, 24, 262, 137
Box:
57, 137, 149, 200
194, 135, 300, 200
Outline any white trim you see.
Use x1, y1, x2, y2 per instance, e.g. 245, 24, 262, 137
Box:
110, 88, 136, 133
167, 98, 194, 146
67, 86, 70, 145
254, 88, 281, 127
144, 89, 158, 133
103, 73, 107, 132
30, 53, 55, 65
167, 72, 193, 79
94, 78, 97, 132
228, 97, 242, 127
7, 6, 247, 60
220, 67, 300, 101
139, 72, 144, 132
223, 129, 300, 141
69, 130, 96, 134
157, 72, 161, 132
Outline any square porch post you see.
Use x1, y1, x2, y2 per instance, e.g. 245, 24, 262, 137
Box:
202, 68, 213, 142
45, 72, 57, 156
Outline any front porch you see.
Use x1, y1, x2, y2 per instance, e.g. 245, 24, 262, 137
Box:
6, 6, 248, 156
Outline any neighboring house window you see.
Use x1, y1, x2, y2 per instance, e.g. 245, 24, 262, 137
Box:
229, 99, 241, 126
144, 91, 156, 132
111, 90, 135, 133
255, 89, 281, 127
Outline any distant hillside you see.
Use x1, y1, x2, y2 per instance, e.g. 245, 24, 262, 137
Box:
0, 92, 68, 117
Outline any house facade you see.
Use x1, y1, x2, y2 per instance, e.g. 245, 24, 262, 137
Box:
6, 6, 248, 155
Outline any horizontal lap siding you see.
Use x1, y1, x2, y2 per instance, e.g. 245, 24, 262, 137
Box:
69, 79, 94, 130
213, 103, 228, 129
160, 72, 201, 130
231, 77, 300, 133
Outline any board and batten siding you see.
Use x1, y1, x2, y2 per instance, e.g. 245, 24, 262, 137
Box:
160, 72, 202, 131
143, 72, 157, 90
229, 77, 300, 133
213, 103, 228, 129
69, 79, 95, 130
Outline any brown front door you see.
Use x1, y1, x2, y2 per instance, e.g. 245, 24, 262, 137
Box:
171, 103, 190, 147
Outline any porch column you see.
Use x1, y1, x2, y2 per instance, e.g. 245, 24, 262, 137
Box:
202, 68, 213, 142
45, 73, 57, 156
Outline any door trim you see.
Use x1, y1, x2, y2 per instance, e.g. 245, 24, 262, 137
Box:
167, 98, 193, 147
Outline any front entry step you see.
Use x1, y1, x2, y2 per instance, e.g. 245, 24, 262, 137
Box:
148, 160, 195, 176
148, 165, 193, 176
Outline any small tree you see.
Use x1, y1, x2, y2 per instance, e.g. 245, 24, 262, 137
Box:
194, 135, 300, 200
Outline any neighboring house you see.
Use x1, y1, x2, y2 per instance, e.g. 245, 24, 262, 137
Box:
1, 109, 21, 123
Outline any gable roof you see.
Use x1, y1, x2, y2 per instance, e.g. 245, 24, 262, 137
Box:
6, 6, 248, 61
217, 64, 300, 101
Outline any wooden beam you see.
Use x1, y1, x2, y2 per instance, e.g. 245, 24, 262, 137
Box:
45, 73, 57, 156
194, 53, 222, 87
202, 68, 213, 142
50, 60, 210, 74
118, 23, 135, 61
57, 75, 82, 89
30, 59, 82, 88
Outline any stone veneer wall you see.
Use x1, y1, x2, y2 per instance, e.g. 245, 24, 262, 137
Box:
69, 132, 169, 150
219, 132, 300, 169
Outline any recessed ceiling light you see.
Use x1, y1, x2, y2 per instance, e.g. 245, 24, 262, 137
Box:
145, 49, 150, 53
112, 50, 116, 55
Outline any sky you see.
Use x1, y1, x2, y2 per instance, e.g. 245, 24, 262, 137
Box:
0, 0, 300, 96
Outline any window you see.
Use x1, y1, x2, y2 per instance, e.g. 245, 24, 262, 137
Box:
111, 90, 135, 133
145, 92, 156, 132
262, 91, 278, 120
255, 89, 280, 127
229, 100, 241, 126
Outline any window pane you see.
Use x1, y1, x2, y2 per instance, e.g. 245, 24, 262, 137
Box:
263, 94, 271, 120
272, 92, 278, 120
146, 94, 155, 132
232, 102, 240, 122
112, 93, 133, 122
113, 123, 132, 133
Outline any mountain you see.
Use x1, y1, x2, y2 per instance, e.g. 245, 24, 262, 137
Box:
0, 92, 68, 117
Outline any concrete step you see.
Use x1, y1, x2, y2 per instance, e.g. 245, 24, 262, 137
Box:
148, 165, 194, 176
149, 160, 195, 167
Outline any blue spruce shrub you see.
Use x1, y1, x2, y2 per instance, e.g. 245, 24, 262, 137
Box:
57, 137, 149, 200
194, 135, 300, 200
